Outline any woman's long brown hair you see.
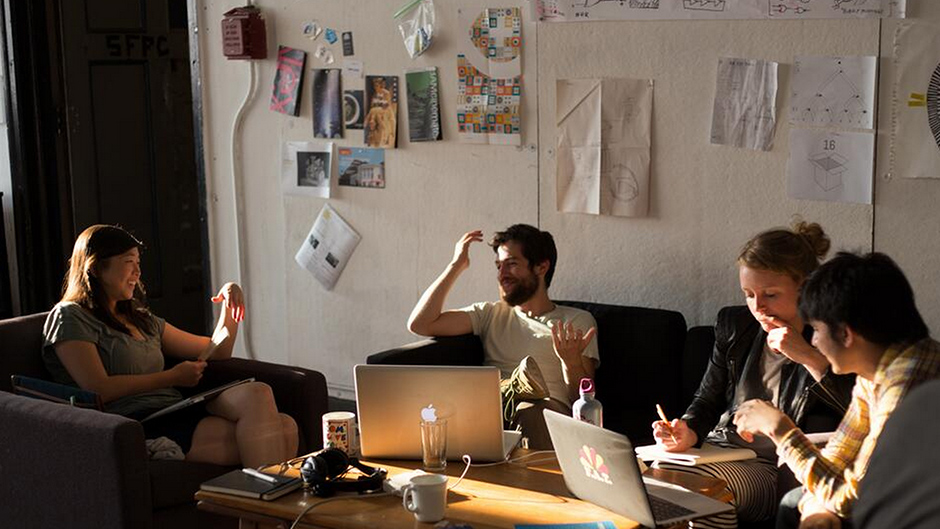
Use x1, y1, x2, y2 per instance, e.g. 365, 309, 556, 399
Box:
61, 224, 156, 336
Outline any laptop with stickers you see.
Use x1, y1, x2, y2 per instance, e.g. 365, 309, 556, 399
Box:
544, 410, 733, 527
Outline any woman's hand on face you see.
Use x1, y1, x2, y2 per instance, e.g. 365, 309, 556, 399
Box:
651, 419, 697, 452
171, 360, 206, 387
211, 282, 245, 322
765, 317, 814, 362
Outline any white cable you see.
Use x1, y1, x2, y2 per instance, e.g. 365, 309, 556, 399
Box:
229, 55, 258, 359
447, 450, 556, 490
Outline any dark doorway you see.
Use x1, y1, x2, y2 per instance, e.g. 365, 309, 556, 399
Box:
4, 0, 210, 333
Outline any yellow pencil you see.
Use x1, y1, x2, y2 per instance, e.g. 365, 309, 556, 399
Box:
656, 403, 678, 445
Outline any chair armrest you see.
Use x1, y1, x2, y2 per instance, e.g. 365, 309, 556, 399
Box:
0, 391, 151, 529
201, 358, 328, 455
366, 334, 485, 366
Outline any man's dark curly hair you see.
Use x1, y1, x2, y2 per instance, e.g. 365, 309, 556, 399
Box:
490, 224, 558, 288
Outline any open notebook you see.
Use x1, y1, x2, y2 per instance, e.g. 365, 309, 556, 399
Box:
141, 377, 253, 423
635, 442, 756, 466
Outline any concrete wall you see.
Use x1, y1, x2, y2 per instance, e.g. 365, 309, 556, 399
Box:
195, 0, 938, 398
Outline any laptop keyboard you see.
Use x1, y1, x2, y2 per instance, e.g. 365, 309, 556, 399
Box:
649, 495, 695, 521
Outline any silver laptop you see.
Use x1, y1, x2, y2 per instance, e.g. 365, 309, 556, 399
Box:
544, 410, 733, 527
354, 365, 521, 461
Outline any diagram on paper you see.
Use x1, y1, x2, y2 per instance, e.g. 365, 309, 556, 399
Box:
789, 56, 876, 129
535, 0, 904, 21
710, 57, 779, 151
787, 129, 873, 204
891, 22, 940, 179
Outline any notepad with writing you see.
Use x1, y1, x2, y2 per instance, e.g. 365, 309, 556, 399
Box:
200, 469, 303, 500
634, 443, 757, 466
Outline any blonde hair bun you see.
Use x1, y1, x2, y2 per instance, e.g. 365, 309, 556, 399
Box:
792, 219, 830, 259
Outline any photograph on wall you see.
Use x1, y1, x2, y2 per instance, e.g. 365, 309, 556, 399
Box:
456, 7, 522, 146
338, 147, 385, 188
556, 78, 653, 217
295, 203, 361, 291
344, 90, 365, 130
891, 21, 940, 179
281, 141, 333, 198
364, 75, 399, 148
312, 69, 343, 138
406, 67, 442, 142
270, 46, 307, 116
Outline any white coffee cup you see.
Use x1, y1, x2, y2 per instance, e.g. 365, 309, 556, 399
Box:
322, 411, 357, 455
402, 473, 448, 523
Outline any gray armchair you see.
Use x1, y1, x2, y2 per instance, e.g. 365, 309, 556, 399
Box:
0, 312, 329, 529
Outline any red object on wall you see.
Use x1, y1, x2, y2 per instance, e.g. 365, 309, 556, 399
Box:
221, 6, 267, 60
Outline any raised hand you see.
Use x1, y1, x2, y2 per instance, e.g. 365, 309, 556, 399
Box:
550, 320, 597, 365
451, 230, 484, 272
211, 282, 245, 323
651, 418, 697, 452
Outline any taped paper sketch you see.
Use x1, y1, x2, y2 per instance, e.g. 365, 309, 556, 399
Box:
556, 78, 652, 217
787, 129, 873, 203
789, 56, 876, 129
711, 58, 778, 151
890, 22, 940, 179
534, 0, 904, 21
456, 7, 522, 146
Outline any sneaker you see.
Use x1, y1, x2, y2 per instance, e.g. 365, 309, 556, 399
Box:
500, 356, 550, 424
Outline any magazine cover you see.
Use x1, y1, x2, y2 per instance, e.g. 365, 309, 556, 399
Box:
406, 67, 442, 142
338, 147, 385, 188
312, 69, 343, 138
270, 46, 306, 116
364, 75, 399, 148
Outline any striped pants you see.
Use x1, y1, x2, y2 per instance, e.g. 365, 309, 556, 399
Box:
654, 456, 779, 529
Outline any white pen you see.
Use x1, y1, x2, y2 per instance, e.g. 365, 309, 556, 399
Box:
242, 468, 279, 484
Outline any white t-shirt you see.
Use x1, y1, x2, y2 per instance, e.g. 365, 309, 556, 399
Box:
459, 301, 600, 405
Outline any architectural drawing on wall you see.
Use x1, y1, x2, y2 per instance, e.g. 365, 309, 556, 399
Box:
556, 78, 652, 217
787, 129, 873, 203
890, 22, 940, 179
456, 7, 522, 145
789, 56, 876, 129
684, 0, 726, 12
534, 0, 904, 21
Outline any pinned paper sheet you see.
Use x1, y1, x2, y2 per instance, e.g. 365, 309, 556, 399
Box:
890, 21, 940, 179
282, 141, 333, 198
556, 78, 652, 217
710, 57, 778, 151
789, 56, 877, 130
295, 204, 361, 291
787, 129, 873, 204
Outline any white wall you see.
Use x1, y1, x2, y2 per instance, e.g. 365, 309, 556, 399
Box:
196, 0, 939, 398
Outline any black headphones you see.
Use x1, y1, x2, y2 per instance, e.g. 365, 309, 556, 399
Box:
300, 447, 387, 497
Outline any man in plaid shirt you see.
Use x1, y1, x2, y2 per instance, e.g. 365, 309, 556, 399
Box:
731, 252, 940, 529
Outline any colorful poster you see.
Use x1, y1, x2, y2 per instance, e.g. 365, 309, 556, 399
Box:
456, 7, 522, 146
406, 67, 442, 142
338, 147, 385, 188
270, 46, 306, 116
364, 75, 399, 148
312, 69, 343, 139
344, 90, 365, 130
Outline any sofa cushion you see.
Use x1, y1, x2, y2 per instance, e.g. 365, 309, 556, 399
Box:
0, 312, 50, 392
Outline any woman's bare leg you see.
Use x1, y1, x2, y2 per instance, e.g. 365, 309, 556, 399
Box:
187, 416, 240, 465
205, 382, 298, 468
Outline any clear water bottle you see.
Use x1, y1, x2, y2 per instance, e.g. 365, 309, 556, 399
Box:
572, 377, 603, 427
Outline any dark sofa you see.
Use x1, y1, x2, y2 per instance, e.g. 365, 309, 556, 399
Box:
0, 312, 329, 529
368, 301, 692, 445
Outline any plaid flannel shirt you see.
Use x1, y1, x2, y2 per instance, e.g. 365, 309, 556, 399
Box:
775, 338, 940, 519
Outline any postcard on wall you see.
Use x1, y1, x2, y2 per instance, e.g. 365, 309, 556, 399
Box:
890, 21, 940, 179
456, 7, 522, 146
294, 203, 361, 291
406, 67, 443, 142
787, 129, 874, 204
312, 69, 343, 139
556, 78, 652, 218
344, 90, 365, 130
710, 57, 778, 151
789, 56, 877, 130
338, 147, 385, 188
364, 75, 399, 148
282, 141, 333, 198
270, 46, 306, 116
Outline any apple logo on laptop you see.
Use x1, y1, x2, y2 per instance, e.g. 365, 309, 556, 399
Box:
421, 404, 438, 422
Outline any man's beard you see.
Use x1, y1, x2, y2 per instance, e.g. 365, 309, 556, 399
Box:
500, 274, 539, 306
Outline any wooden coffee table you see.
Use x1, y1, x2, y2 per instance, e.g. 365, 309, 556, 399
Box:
196, 452, 730, 529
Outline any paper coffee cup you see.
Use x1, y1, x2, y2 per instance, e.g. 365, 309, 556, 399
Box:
322, 411, 357, 454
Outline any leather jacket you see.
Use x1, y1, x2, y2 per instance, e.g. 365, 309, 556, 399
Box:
683, 306, 855, 446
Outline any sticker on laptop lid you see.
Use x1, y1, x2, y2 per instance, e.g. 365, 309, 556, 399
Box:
579, 445, 613, 485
